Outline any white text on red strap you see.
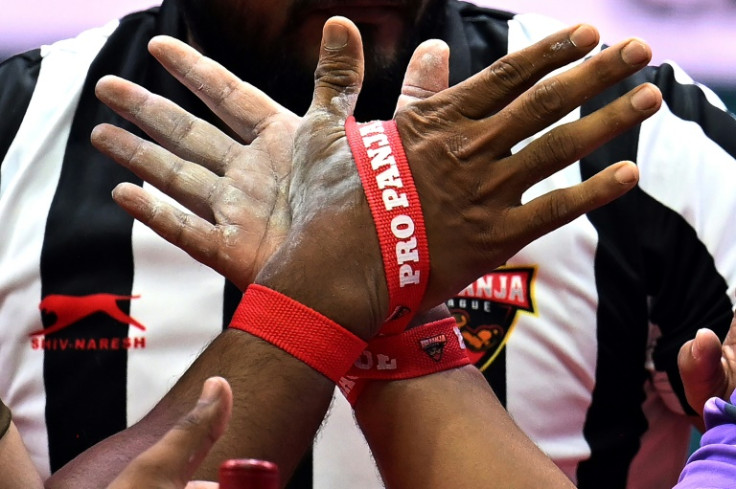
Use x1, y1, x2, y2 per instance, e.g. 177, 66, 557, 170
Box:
358, 121, 420, 288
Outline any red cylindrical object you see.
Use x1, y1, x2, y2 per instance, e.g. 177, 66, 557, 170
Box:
219, 459, 280, 489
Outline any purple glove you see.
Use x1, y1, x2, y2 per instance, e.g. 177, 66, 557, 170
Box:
675, 391, 736, 488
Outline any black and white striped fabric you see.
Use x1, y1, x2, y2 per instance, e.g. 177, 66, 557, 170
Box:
1, 2, 735, 489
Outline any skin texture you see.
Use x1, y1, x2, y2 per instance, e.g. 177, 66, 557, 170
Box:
354, 365, 578, 489
52, 18, 455, 489
0, 423, 44, 489
77, 16, 666, 489
94, 23, 660, 338
679, 324, 736, 421
106, 377, 231, 489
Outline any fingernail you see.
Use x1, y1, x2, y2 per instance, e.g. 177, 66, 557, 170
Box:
631, 85, 658, 110
621, 40, 649, 66
691, 331, 706, 359
614, 162, 638, 184
200, 377, 221, 404
324, 23, 349, 50
570, 25, 597, 48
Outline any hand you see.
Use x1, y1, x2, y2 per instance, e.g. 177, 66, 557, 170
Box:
398, 29, 661, 308
91, 34, 449, 291
106, 377, 232, 489
255, 20, 662, 339
92, 36, 294, 290
678, 321, 736, 416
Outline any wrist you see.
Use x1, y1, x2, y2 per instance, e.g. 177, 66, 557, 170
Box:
229, 284, 368, 382
254, 222, 389, 341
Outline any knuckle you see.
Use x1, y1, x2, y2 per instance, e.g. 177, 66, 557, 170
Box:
170, 112, 198, 143
221, 140, 241, 170
589, 55, 617, 85
396, 104, 470, 164
175, 408, 205, 431
446, 133, 472, 163
314, 59, 362, 95
128, 139, 149, 167
489, 56, 533, 91
540, 128, 580, 164
160, 158, 186, 194
527, 79, 566, 120
213, 78, 239, 107
545, 195, 571, 225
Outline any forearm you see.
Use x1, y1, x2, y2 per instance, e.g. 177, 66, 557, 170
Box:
47, 329, 334, 489
354, 365, 576, 489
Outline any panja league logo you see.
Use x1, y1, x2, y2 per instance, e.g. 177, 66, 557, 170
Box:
446, 268, 535, 371
30, 293, 147, 351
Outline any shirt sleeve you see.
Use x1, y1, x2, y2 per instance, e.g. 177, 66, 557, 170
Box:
675, 391, 736, 488
0, 49, 42, 168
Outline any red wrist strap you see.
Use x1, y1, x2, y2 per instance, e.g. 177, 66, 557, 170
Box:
229, 284, 367, 384
345, 117, 430, 335
338, 317, 471, 404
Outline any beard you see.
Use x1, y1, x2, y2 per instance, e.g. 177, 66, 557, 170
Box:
177, 0, 447, 120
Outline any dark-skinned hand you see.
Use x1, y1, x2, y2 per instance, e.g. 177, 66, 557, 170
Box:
247, 18, 662, 339
94, 17, 662, 340
92, 32, 448, 291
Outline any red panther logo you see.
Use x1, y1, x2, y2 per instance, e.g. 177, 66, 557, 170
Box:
30, 294, 146, 336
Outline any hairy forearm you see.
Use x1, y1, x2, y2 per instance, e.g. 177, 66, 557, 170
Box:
354, 365, 576, 489
47, 329, 334, 489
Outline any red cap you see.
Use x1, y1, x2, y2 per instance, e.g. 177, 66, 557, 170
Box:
219, 459, 280, 489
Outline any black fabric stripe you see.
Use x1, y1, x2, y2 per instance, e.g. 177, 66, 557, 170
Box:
40, 12, 160, 472
640, 191, 733, 406
223, 281, 241, 331
286, 451, 313, 489
576, 84, 650, 488
482, 346, 507, 407
575, 70, 733, 486
0, 49, 42, 168
450, 1, 511, 87
650, 63, 736, 158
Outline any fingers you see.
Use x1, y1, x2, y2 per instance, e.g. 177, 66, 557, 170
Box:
395, 39, 450, 113
108, 377, 232, 489
91, 122, 221, 222
94, 75, 239, 177
434, 24, 601, 120
308, 16, 365, 120
502, 161, 638, 246
501, 82, 662, 194
678, 328, 729, 416
111, 181, 227, 261
148, 35, 291, 143
472, 38, 653, 158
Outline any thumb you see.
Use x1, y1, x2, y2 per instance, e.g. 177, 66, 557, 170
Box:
395, 39, 450, 113
678, 328, 727, 416
309, 16, 364, 120
109, 377, 233, 488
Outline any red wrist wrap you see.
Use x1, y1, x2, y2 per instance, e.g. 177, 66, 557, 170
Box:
345, 116, 430, 335
338, 317, 471, 405
229, 284, 368, 384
